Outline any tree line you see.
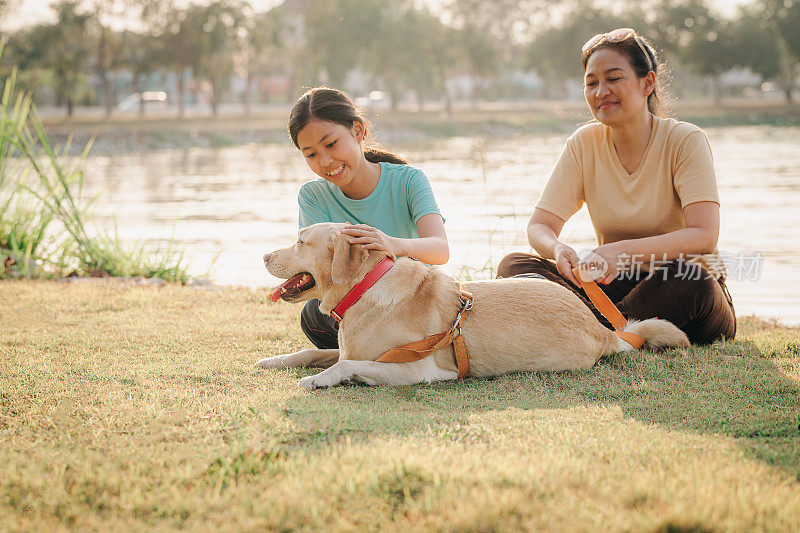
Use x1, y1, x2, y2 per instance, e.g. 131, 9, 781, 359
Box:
1, 0, 798, 118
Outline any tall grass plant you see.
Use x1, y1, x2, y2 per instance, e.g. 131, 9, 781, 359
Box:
0, 43, 191, 282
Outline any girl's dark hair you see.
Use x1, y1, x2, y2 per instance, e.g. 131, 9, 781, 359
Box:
288, 87, 407, 164
581, 33, 673, 118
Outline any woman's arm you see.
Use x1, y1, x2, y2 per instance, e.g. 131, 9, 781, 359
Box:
527, 208, 581, 285
588, 201, 720, 283
340, 213, 449, 265
528, 208, 566, 259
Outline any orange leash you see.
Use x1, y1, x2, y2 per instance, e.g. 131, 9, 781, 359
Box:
375, 288, 473, 378
572, 266, 645, 349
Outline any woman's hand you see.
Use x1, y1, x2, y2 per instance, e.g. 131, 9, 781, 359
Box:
580, 243, 622, 284
553, 242, 581, 285
340, 224, 403, 257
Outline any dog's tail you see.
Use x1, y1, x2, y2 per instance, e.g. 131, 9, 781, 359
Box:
613, 318, 690, 352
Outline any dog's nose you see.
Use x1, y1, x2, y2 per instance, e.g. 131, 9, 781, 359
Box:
263, 253, 272, 267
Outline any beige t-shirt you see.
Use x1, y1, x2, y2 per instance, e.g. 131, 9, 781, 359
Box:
536, 116, 726, 279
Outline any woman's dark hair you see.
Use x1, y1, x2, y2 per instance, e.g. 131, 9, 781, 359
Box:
288, 87, 407, 164
581, 33, 673, 118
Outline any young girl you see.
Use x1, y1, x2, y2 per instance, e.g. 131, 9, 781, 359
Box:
288, 87, 449, 348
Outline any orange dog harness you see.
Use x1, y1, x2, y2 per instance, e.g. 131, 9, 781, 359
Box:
375, 288, 474, 378
572, 266, 645, 349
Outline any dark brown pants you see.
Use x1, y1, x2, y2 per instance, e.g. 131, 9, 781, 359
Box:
496, 253, 736, 345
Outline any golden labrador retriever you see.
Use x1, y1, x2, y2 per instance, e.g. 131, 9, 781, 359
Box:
257, 222, 689, 389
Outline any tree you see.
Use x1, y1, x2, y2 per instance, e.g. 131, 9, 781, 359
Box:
448, 0, 556, 104
186, 0, 248, 116
459, 20, 500, 105
356, 3, 458, 112
239, 8, 283, 115
130, 0, 186, 116
113, 30, 159, 118
144, 0, 248, 117
302, 0, 384, 87
646, 0, 735, 104
419, 11, 460, 113
729, 5, 783, 92
359, 2, 409, 111
526, 3, 636, 97
136, 0, 232, 118
447, 0, 554, 47
89, 0, 131, 117
0, 0, 21, 33
361, 3, 442, 111
21, 2, 92, 118
761, 0, 800, 103
151, 3, 203, 118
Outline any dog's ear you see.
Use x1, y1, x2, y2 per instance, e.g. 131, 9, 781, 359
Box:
330, 231, 368, 285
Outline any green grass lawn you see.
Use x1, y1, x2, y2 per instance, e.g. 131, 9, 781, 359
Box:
1, 280, 799, 531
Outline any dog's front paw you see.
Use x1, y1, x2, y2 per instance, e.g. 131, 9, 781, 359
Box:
255, 355, 290, 369
298, 374, 327, 390
297, 362, 352, 390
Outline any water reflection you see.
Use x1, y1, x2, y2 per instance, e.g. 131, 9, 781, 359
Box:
79, 126, 800, 325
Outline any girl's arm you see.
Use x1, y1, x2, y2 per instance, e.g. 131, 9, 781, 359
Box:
341, 213, 449, 265
587, 201, 720, 283
403, 213, 449, 264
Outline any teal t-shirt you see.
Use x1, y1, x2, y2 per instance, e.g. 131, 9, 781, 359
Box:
297, 162, 442, 238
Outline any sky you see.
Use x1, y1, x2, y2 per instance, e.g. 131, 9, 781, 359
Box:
4, 0, 753, 32
3, 0, 284, 30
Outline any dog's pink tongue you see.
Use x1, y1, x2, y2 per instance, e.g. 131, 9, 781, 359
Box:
270, 285, 284, 303
270, 273, 306, 302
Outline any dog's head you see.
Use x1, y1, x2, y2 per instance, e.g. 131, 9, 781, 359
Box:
264, 222, 390, 313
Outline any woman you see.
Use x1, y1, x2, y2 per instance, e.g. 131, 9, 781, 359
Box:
497, 29, 735, 344
288, 87, 449, 348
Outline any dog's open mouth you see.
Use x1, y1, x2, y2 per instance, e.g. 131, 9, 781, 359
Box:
271, 272, 316, 302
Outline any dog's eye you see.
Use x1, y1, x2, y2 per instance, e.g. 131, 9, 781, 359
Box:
296, 240, 304, 245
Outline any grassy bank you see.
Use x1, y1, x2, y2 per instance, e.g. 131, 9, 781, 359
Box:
40, 99, 800, 154
2, 280, 799, 530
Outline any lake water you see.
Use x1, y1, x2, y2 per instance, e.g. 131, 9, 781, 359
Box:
80, 126, 800, 325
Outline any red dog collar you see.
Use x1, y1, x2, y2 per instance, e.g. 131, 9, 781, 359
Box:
330, 256, 395, 322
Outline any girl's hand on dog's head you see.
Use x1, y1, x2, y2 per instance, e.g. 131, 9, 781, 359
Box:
340, 225, 402, 257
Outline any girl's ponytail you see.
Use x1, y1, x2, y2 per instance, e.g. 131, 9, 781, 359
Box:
364, 147, 408, 164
